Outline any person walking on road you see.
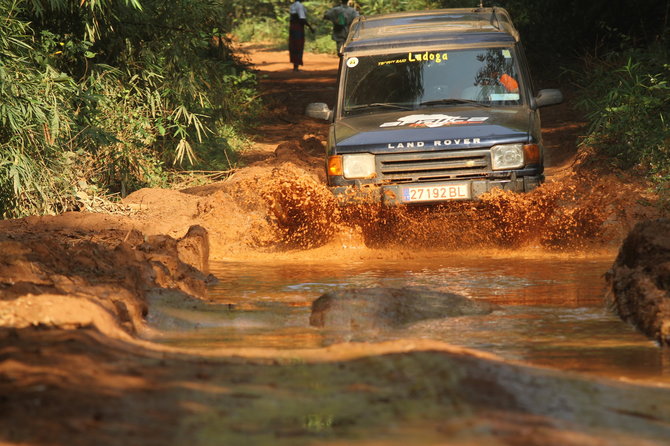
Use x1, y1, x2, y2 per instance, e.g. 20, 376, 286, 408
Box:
289, 0, 315, 71
323, 0, 359, 53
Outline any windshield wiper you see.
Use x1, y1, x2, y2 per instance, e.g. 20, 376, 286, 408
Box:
419, 98, 491, 107
345, 102, 414, 112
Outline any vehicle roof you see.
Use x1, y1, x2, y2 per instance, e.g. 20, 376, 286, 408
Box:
343, 7, 520, 54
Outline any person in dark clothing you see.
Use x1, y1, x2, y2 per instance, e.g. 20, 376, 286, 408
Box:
289, 0, 315, 71
323, 0, 359, 53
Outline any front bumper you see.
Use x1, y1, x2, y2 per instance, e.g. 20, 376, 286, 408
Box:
331, 175, 543, 206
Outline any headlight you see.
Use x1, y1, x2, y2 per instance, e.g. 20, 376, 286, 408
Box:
491, 144, 524, 170
342, 153, 376, 179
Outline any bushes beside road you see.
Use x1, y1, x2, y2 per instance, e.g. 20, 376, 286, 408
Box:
0, 0, 260, 218
575, 41, 670, 181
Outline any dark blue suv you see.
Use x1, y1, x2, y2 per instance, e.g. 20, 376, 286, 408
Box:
307, 7, 563, 205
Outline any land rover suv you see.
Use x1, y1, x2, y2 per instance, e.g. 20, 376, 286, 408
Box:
306, 7, 563, 205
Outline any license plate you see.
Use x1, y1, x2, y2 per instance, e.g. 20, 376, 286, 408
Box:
401, 184, 470, 202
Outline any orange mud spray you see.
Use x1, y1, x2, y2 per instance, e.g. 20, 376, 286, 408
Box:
258, 167, 616, 252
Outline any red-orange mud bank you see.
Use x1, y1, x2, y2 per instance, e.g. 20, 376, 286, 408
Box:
1, 45, 669, 446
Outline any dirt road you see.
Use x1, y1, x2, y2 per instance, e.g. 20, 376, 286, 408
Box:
1, 45, 669, 446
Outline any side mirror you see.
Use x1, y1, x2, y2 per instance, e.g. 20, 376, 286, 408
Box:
533, 89, 563, 108
306, 102, 333, 121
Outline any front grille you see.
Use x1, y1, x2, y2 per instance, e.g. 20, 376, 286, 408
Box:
376, 149, 490, 182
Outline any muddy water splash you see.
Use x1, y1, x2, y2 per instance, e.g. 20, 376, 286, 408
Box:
258, 166, 341, 249
257, 170, 617, 251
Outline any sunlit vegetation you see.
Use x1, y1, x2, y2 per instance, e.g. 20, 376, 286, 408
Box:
575, 42, 670, 188
0, 0, 260, 218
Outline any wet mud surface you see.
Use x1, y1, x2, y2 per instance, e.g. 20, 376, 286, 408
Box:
1, 44, 670, 445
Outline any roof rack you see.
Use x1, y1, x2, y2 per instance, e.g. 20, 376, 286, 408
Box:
343, 8, 520, 53
491, 7, 501, 31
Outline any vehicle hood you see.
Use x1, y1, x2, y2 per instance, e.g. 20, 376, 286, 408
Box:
333, 106, 533, 153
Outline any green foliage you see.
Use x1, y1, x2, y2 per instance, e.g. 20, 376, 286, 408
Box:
25, 0, 142, 43
357, 0, 441, 15
235, 17, 288, 44
575, 40, 670, 178
305, 34, 337, 54
0, 0, 79, 217
0, 0, 261, 218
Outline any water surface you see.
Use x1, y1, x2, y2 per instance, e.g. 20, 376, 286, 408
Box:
146, 253, 670, 383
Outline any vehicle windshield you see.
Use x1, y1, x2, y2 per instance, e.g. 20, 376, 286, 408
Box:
341, 47, 523, 117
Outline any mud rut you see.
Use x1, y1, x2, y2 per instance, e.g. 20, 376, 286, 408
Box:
0, 45, 669, 446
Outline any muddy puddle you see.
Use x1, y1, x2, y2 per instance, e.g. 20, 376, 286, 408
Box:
144, 252, 670, 384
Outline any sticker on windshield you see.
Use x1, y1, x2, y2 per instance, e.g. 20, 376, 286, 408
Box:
346, 57, 359, 68
490, 93, 520, 101
408, 51, 448, 64
377, 51, 449, 66
378, 57, 408, 66
380, 114, 488, 128
502, 49, 512, 59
